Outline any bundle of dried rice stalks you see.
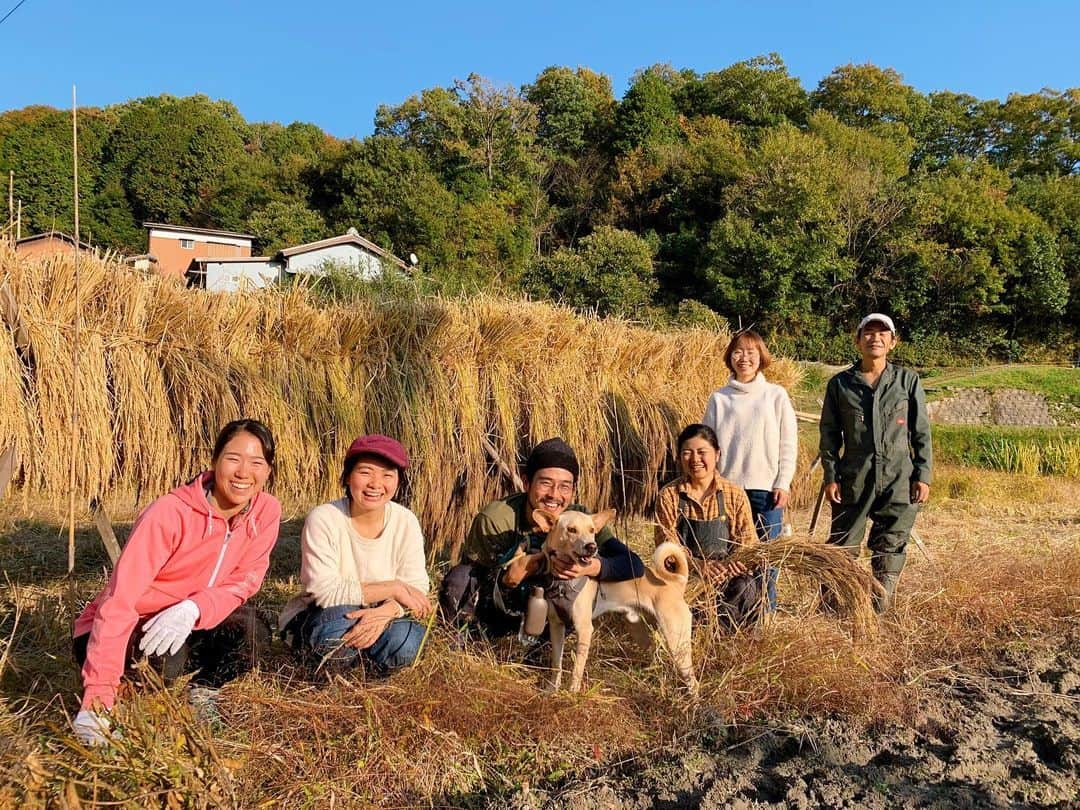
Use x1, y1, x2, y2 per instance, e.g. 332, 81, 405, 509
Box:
0, 245, 807, 560
687, 535, 880, 638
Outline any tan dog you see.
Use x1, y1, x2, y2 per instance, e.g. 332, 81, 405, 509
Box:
533, 508, 697, 693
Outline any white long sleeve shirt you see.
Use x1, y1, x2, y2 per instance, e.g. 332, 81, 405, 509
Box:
299, 498, 430, 608
702, 373, 798, 493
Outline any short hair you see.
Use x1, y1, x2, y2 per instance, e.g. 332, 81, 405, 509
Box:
676, 423, 720, 453
340, 453, 410, 506
723, 330, 773, 374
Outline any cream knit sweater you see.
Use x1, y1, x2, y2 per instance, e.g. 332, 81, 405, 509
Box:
702, 373, 798, 492
299, 498, 430, 608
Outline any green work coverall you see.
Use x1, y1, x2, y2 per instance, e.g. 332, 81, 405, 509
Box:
819, 362, 933, 604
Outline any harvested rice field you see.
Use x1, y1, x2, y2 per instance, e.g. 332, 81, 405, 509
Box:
0, 250, 1077, 807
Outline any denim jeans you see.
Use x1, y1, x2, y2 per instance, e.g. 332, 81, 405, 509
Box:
745, 489, 783, 610
305, 604, 424, 672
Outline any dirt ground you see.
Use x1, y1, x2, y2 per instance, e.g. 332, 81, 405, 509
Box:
510, 639, 1079, 809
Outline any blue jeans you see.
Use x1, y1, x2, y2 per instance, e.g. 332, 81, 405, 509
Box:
305, 605, 424, 672
745, 489, 783, 610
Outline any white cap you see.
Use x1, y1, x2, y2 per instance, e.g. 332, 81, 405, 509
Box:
857, 313, 896, 334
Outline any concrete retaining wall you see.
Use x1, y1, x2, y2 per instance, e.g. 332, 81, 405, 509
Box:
927, 388, 1055, 426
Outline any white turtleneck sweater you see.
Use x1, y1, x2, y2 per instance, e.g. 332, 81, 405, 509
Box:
702, 373, 798, 493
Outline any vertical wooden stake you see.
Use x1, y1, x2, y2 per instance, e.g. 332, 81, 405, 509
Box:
808, 482, 828, 536
68, 85, 81, 574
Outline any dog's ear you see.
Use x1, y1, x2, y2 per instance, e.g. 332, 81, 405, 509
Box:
532, 509, 557, 533
591, 508, 616, 532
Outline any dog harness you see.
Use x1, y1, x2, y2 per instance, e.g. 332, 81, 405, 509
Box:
542, 574, 589, 633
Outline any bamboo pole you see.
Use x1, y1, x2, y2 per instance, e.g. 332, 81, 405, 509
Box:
14, 199, 19, 240
67, 85, 80, 574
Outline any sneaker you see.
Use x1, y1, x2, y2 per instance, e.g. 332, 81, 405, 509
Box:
187, 686, 222, 726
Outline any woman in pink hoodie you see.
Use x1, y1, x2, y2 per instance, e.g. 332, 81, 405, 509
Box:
71, 419, 281, 745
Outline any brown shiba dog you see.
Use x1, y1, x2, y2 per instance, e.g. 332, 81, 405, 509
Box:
532, 508, 697, 693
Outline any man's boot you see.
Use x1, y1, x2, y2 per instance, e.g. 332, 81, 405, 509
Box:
873, 572, 900, 613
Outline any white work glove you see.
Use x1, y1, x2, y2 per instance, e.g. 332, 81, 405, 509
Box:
72, 709, 117, 746
138, 599, 200, 658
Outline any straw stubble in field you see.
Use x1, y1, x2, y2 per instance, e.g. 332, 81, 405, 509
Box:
0, 467, 1076, 807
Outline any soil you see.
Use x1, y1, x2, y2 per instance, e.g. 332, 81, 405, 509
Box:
504, 642, 1080, 810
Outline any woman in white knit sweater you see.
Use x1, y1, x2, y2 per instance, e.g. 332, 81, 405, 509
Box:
280, 434, 433, 671
702, 331, 797, 608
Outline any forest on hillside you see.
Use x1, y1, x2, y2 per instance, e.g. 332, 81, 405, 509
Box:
1, 55, 1077, 361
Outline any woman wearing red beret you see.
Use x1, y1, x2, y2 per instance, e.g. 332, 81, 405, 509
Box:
280, 435, 432, 671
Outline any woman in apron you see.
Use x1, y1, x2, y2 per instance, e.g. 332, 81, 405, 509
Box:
655, 424, 763, 627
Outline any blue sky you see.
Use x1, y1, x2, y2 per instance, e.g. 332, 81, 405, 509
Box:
2, 0, 1076, 139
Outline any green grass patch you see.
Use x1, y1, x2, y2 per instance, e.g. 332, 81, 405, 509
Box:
932, 425, 1080, 477
791, 361, 840, 412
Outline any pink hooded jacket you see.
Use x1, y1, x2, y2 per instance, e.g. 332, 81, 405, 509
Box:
73, 472, 281, 710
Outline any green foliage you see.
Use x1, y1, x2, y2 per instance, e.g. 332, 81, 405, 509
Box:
668, 299, 730, 332
932, 425, 1080, 477
676, 54, 809, 128
246, 200, 325, 254
526, 66, 615, 155
811, 63, 928, 139
613, 65, 682, 153
524, 226, 657, 317
0, 55, 1076, 359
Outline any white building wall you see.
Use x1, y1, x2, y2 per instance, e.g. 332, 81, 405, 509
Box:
204, 261, 282, 292
284, 244, 384, 279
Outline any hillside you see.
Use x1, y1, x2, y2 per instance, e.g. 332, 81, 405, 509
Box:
3, 55, 1078, 359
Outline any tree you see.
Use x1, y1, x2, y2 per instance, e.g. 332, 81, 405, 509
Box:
613, 66, 682, 153
525, 66, 616, 156
315, 136, 455, 268
525, 66, 618, 246
811, 64, 928, 140
376, 74, 541, 193
93, 95, 248, 245
677, 54, 809, 128
0, 106, 115, 240
1013, 175, 1080, 325
986, 89, 1080, 176
907, 159, 1020, 331
246, 200, 325, 254
524, 226, 657, 317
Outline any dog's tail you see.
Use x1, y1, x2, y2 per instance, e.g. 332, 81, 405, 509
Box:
652, 542, 690, 586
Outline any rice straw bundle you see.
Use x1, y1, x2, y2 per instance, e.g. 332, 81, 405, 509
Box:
688, 535, 880, 638
0, 248, 829, 562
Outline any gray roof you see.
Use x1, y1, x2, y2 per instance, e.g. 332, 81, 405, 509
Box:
143, 222, 255, 240
276, 233, 408, 270
16, 230, 95, 251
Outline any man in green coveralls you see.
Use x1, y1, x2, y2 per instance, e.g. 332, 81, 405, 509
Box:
819, 314, 933, 612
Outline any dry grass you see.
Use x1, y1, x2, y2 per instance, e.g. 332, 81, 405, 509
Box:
2, 248, 1078, 805
1, 467, 1076, 807
0, 246, 801, 559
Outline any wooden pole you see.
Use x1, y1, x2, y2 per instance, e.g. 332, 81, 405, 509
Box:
90, 498, 122, 566
808, 482, 828, 536
15, 200, 20, 240
0, 446, 16, 500
67, 85, 80, 574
